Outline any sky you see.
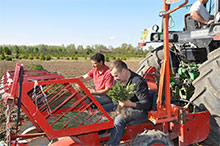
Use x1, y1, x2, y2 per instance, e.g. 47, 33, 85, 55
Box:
0, 0, 199, 48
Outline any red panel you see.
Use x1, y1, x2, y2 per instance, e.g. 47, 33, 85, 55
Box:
78, 132, 100, 146
49, 137, 80, 146
179, 111, 210, 145
142, 66, 157, 91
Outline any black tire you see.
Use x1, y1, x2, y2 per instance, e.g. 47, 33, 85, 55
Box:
137, 46, 164, 77
20, 121, 40, 134
137, 46, 165, 99
27, 136, 51, 146
131, 130, 174, 146
190, 48, 220, 146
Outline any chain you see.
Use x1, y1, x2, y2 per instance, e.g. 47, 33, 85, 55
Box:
5, 105, 11, 146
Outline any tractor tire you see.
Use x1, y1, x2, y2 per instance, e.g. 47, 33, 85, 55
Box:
20, 121, 40, 134
131, 130, 174, 146
190, 48, 220, 146
137, 46, 164, 77
27, 136, 51, 146
137, 46, 165, 99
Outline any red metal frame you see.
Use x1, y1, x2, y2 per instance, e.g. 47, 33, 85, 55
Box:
3, 61, 210, 146
3, 1, 210, 145
149, 0, 189, 124
148, 0, 210, 145
142, 66, 157, 91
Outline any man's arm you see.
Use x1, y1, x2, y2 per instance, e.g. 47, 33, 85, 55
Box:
90, 86, 111, 95
79, 74, 92, 82
191, 11, 213, 25
119, 100, 136, 108
91, 73, 113, 95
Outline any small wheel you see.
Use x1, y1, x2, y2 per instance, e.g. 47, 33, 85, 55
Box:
131, 130, 174, 146
20, 121, 40, 134
27, 136, 51, 146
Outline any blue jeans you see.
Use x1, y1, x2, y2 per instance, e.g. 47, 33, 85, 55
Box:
107, 108, 147, 146
93, 94, 115, 112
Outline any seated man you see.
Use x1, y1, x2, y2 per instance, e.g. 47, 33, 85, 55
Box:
107, 59, 153, 146
79, 53, 114, 112
190, 0, 214, 26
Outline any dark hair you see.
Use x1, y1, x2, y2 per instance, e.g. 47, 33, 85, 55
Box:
110, 59, 128, 72
90, 53, 105, 64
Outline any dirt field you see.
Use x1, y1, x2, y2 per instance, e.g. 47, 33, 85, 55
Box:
0, 59, 142, 139
0, 59, 141, 78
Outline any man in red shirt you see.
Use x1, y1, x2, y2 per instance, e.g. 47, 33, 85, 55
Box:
79, 53, 114, 112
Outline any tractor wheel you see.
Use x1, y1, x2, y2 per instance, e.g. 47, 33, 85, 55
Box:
190, 48, 220, 146
137, 46, 164, 77
26, 136, 51, 146
131, 130, 174, 146
137, 46, 165, 99
20, 121, 40, 134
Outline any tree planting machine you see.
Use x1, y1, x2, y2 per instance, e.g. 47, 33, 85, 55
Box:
0, 0, 214, 146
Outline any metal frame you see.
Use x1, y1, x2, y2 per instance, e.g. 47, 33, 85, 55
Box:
3, 1, 210, 145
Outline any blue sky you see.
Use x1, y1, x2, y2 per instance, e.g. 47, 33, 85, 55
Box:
0, 0, 198, 48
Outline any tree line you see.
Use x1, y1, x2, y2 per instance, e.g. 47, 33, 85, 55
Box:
0, 43, 153, 61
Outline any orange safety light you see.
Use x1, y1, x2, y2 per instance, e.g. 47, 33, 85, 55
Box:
138, 42, 146, 46
213, 35, 220, 40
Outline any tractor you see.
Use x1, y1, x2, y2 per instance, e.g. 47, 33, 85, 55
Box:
0, 0, 215, 146
138, 0, 220, 145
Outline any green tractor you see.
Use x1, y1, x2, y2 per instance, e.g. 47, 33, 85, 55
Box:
137, 0, 220, 145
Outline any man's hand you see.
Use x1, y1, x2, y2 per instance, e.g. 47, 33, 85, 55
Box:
118, 100, 136, 108
205, 20, 214, 26
89, 88, 95, 94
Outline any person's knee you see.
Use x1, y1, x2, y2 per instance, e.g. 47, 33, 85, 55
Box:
114, 115, 125, 126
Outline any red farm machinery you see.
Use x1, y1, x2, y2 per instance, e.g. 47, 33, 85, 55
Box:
1, 0, 212, 146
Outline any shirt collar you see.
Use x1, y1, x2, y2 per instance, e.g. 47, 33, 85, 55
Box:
125, 69, 133, 86
98, 65, 108, 75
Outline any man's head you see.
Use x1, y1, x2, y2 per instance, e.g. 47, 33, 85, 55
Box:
110, 59, 129, 83
90, 53, 105, 70
199, 0, 208, 4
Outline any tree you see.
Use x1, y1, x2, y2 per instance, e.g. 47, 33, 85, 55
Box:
57, 48, 63, 53
39, 45, 48, 53
77, 45, 84, 54
86, 45, 94, 55
0, 54, 5, 60
39, 54, 46, 60
28, 54, 34, 60
121, 43, 128, 50
14, 45, 20, 54
20, 45, 27, 53
127, 44, 134, 54
27, 47, 34, 53
33, 47, 39, 53
94, 44, 107, 52
3, 46, 12, 55
67, 44, 76, 53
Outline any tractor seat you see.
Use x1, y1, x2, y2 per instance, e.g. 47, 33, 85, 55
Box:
184, 13, 203, 31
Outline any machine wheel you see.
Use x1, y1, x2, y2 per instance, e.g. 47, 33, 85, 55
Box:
190, 48, 220, 146
20, 121, 40, 134
137, 46, 164, 77
27, 136, 51, 146
131, 130, 174, 146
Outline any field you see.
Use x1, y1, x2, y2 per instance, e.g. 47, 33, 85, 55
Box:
0, 59, 142, 139
0, 59, 141, 78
